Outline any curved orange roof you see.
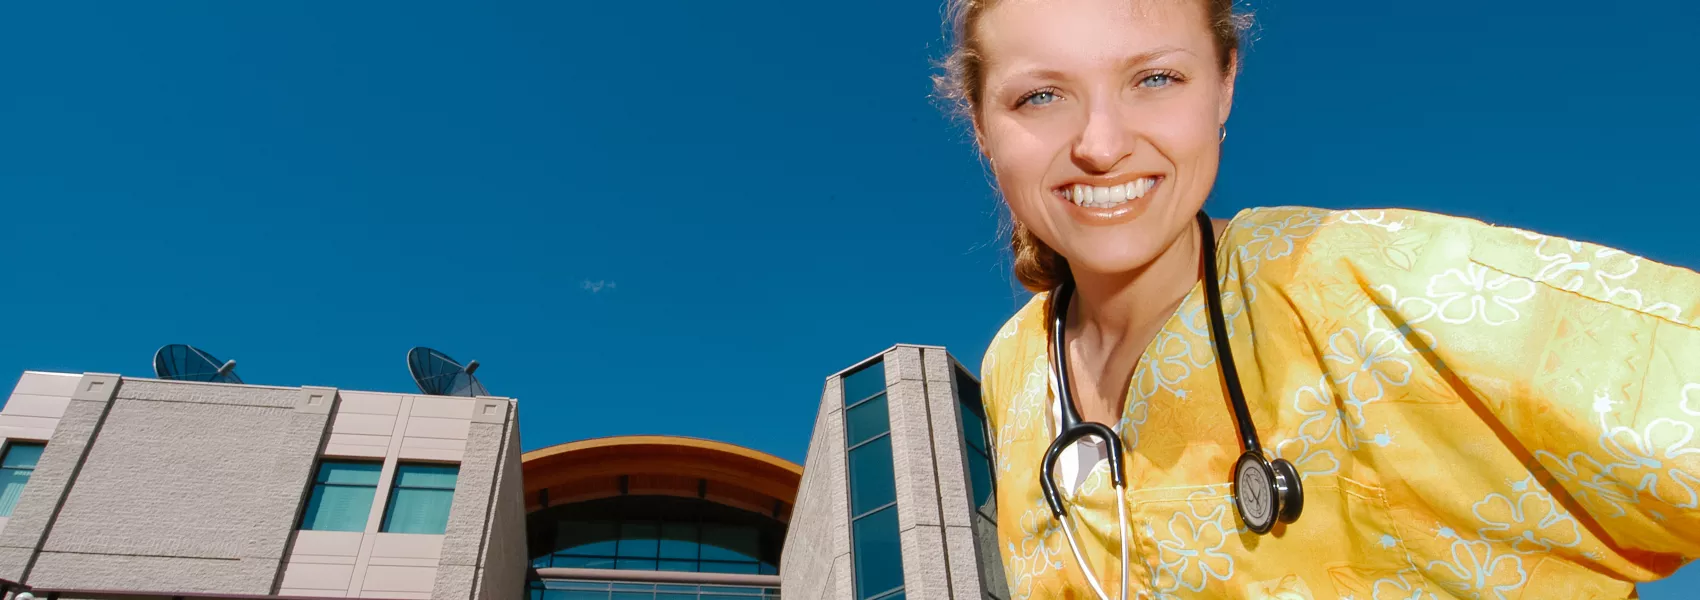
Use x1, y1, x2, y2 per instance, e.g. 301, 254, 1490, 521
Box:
522, 435, 803, 520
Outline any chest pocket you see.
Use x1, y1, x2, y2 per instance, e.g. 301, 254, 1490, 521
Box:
1119, 474, 1423, 599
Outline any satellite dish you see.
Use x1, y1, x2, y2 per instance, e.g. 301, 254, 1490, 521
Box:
407, 347, 489, 397
153, 344, 243, 384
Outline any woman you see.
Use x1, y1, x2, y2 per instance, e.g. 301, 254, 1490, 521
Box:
940, 0, 1700, 598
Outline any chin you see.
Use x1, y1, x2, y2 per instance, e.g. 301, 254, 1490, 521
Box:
1059, 243, 1166, 278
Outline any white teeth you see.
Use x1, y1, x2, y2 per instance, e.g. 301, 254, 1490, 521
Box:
1065, 178, 1157, 208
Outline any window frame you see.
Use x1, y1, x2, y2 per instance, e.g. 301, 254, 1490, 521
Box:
379, 461, 460, 534
953, 367, 997, 522
298, 459, 383, 532
0, 440, 45, 518
841, 359, 905, 600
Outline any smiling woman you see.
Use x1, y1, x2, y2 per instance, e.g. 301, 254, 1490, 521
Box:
934, 0, 1700, 599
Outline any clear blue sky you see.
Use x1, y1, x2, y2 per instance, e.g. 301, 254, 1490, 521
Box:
2, 0, 1696, 594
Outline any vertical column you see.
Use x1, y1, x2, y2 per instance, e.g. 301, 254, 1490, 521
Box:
885, 347, 951, 600
824, 375, 856, 600
251, 386, 341, 591
431, 397, 515, 600
920, 349, 992, 600
0, 373, 119, 583
347, 395, 415, 597
469, 414, 526, 600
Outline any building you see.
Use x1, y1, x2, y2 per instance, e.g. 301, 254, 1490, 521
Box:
0, 343, 1001, 600
520, 436, 802, 599
780, 345, 1005, 600
0, 370, 526, 599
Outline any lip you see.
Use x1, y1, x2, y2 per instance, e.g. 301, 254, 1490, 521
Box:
1057, 172, 1165, 189
1053, 175, 1164, 225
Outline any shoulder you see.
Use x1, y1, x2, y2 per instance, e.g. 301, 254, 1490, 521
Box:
980, 292, 1048, 410
1217, 205, 1491, 285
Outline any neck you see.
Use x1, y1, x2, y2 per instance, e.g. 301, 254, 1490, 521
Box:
1069, 220, 1206, 347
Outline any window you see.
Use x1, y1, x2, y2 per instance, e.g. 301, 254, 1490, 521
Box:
955, 368, 995, 519
541, 519, 775, 573
381, 463, 459, 534
0, 442, 44, 517
527, 579, 780, 600
843, 360, 904, 600
529, 495, 783, 574
301, 460, 382, 531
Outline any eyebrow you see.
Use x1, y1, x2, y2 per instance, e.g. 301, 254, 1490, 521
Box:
990, 46, 1197, 96
1118, 46, 1193, 68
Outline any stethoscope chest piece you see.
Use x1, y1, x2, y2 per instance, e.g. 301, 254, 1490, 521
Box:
1038, 210, 1310, 600
1232, 451, 1304, 534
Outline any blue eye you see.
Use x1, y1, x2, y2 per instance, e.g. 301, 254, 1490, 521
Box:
1139, 73, 1175, 88
1018, 89, 1059, 108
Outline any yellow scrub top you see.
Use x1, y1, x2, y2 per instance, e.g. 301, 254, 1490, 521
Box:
979, 206, 1700, 599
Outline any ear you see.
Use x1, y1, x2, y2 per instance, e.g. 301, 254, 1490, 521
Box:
1217, 50, 1239, 126
971, 116, 990, 159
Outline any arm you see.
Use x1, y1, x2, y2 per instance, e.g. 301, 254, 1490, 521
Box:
1333, 209, 1700, 561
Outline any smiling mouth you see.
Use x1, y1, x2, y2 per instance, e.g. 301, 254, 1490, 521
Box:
1058, 176, 1162, 209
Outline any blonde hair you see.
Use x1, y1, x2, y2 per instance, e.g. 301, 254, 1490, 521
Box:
935, 0, 1252, 293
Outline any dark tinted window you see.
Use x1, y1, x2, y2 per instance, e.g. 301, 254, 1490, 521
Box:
956, 367, 996, 520
845, 393, 890, 446
842, 361, 886, 405
851, 506, 904, 599
530, 496, 781, 574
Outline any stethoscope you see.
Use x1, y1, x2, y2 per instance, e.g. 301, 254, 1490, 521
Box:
1040, 210, 1304, 600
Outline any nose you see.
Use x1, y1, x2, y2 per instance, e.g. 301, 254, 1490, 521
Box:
1070, 98, 1135, 173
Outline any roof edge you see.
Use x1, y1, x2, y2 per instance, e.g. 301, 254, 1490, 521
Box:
521, 434, 802, 476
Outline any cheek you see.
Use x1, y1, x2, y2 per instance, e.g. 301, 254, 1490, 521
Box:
985, 121, 1061, 202
1143, 105, 1221, 164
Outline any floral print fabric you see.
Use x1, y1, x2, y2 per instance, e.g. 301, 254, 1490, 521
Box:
979, 206, 1700, 599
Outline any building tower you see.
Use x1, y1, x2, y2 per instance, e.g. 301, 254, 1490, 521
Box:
782, 345, 1006, 600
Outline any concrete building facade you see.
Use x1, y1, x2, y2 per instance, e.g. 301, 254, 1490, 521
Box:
0, 371, 525, 600
780, 345, 1006, 600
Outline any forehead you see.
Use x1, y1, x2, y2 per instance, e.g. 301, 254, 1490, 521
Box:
977, 0, 1213, 72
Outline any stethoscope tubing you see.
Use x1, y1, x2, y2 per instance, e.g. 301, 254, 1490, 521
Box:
1038, 210, 1280, 600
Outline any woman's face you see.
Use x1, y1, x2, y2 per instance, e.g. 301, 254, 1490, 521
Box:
976, 0, 1235, 279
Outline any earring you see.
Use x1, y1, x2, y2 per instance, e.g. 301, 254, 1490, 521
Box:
1219, 125, 1227, 143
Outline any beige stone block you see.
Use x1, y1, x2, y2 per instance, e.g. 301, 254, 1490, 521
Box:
338, 392, 403, 416
330, 433, 394, 449
0, 415, 59, 432
333, 413, 398, 436
886, 379, 942, 532
926, 374, 975, 529
945, 525, 986, 597
291, 531, 365, 557
324, 444, 388, 459
404, 416, 470, 440
922, 347, 955, 385
408, 397, 475, 419
372, 533, 444, 560
10, 372, 81, 397
362, 565, 438, 593
0, 427, 55, 442
886, 346, 925, 384
288, 555, 360, 566
398, 447, 465, 462
1, 394, 71, 418
899, 527, 951, 599
282, 562, 356, 591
